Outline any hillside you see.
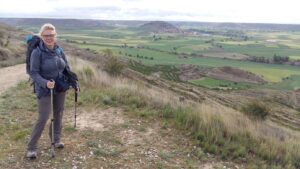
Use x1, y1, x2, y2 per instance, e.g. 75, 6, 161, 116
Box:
0, 24, 27, 67
139, 21, 182, 33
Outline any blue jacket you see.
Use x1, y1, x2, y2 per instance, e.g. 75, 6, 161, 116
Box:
30, 41, 68, 98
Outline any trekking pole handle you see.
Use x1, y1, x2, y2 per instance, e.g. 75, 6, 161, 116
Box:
48, 79, 55, 89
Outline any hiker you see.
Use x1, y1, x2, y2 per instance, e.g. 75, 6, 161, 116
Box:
26, 23, 78, 159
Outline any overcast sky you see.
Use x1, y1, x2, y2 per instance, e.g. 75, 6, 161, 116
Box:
0, 0, 299, 24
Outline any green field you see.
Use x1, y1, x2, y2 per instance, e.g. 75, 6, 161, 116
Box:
289, 55, 300, 61
190, 77, 258, 90
57, 27, 300, 90
221, 43, 300, 58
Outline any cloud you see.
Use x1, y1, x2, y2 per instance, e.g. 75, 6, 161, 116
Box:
54, 6, 121, 18
0, 0, 299, 24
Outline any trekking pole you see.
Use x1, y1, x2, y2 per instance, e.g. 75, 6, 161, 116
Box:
50, 85, 55, 158
74, 90, 78, 128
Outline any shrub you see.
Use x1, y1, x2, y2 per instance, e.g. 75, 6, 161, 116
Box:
0, 48, 9, 61
102, 95, 113, 105
104, 56, 125, 76
241, 101, 269, 120
82, 66, 94, 78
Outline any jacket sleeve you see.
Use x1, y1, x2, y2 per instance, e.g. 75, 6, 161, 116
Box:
30, 49, 48, 88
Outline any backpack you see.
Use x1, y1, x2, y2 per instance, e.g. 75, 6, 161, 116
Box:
25, 35, 41, 75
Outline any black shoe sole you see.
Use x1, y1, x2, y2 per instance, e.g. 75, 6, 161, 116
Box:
27, 156, 37, 160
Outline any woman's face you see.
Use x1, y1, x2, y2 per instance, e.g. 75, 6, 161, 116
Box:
41, 29, 56, 48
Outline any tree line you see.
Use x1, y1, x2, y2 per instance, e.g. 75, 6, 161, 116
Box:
249, 54, 290, 64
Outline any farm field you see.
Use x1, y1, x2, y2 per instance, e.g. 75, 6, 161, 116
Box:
54, 25, 300, 90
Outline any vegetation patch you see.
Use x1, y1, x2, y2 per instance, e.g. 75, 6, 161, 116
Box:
129, 60, 181, 81
190, 77, 257, 90
241, 101, 270, 120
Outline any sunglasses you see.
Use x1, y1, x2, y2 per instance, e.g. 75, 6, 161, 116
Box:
42, 34, 56, 38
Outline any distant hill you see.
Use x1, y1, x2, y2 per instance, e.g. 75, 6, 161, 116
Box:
172, 21, 300, 31
0, 18, 111, 31
139, 21, 182, 33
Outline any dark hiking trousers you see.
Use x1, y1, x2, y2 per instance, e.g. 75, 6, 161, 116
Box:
27, 92, 66, 151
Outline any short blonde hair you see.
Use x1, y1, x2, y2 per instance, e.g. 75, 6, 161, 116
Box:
39, 23, 56, 36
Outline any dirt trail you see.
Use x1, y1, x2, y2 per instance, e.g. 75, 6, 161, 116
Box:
62, 107, 241, 169
0, 64, 27, 95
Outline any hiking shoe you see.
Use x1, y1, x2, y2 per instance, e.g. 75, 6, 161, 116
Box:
54, 142, 64, 149
26, 151, 37, 159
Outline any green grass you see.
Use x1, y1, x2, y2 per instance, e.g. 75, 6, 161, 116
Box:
190, 77, 257, 89
289, 56, 300, 61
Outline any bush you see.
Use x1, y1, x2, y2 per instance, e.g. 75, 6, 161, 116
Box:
82, 66, 94, 78
104, 56, 125, 76
0, 48, 9, 61
241, 101, 269, 120
102, 95, 113, 105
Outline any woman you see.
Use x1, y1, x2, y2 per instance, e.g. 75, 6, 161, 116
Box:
26, 23, 77, 159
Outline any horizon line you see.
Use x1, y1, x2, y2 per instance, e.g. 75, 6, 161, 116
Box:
1, 17, 300, 25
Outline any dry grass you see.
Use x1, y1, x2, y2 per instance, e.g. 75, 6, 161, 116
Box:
68, 56, 300, 168
69, 56, 181, 107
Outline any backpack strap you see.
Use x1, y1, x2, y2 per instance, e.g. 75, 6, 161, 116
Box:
55, 47, 62, 56
55, 47, 67, 62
